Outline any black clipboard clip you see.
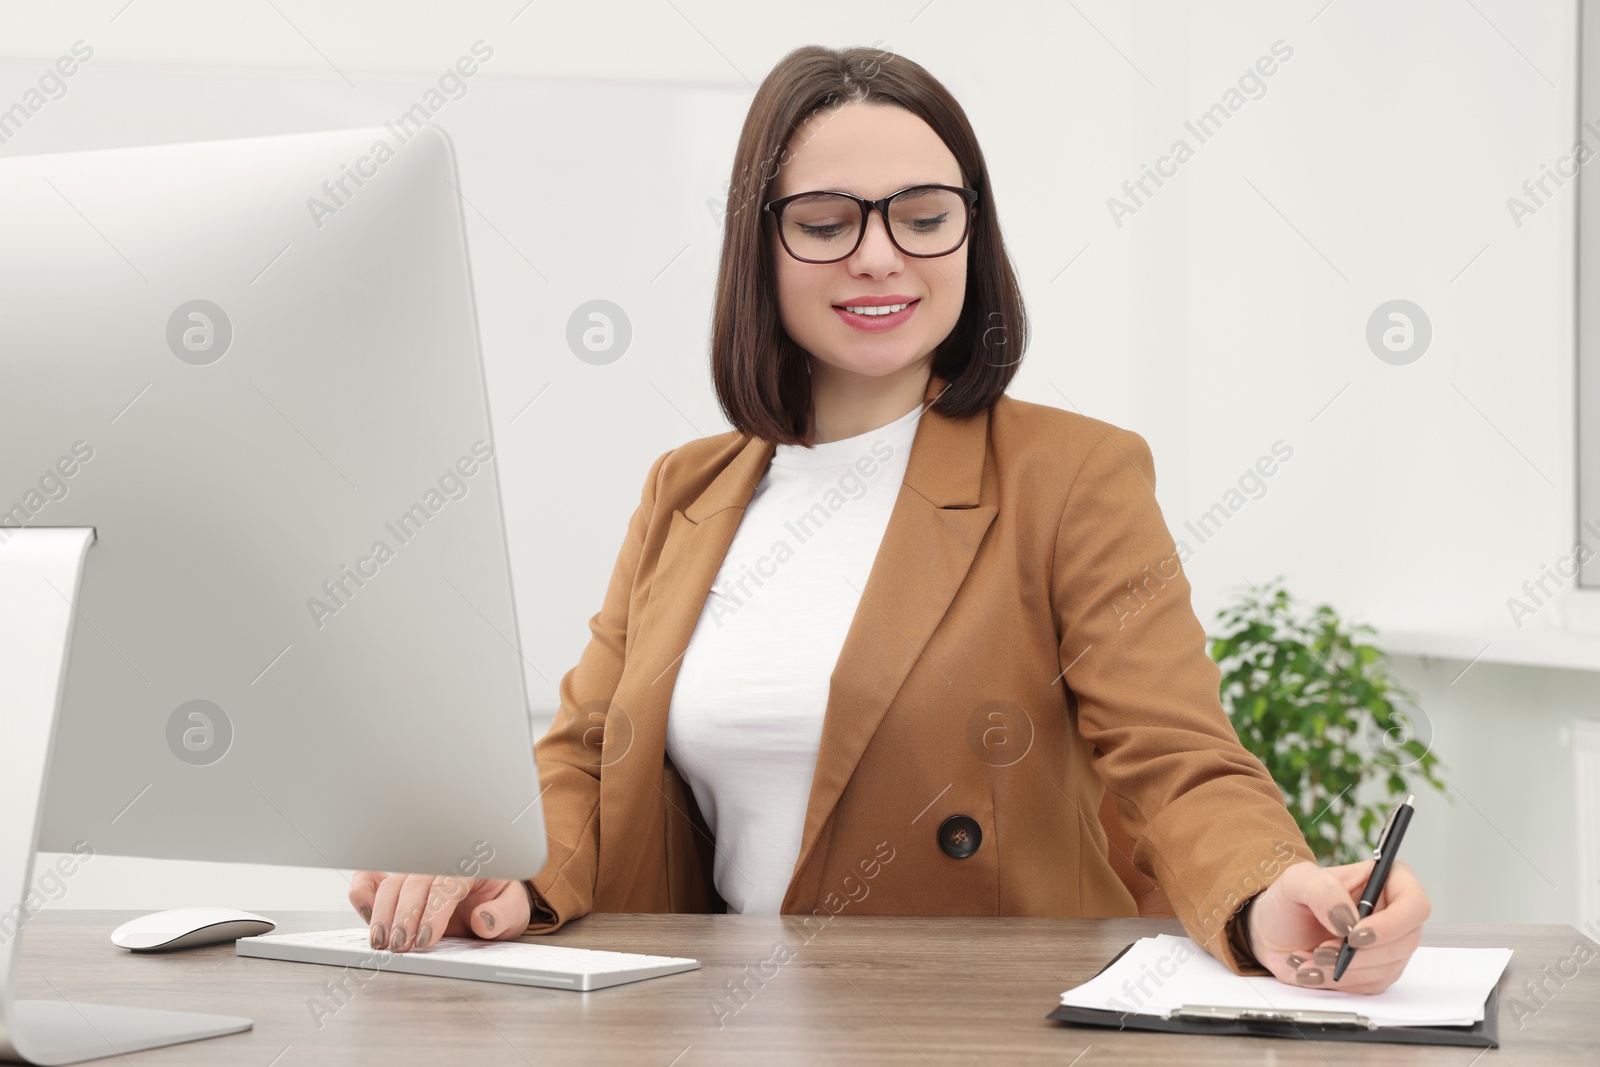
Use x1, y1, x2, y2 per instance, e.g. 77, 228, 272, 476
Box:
1168, 1004, 1376, 1030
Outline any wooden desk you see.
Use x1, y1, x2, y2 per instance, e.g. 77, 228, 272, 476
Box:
12, 912, 1597, 1065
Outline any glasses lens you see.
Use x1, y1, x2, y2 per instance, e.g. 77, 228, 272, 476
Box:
887, 186, 968, 255
781, 187, 967, 261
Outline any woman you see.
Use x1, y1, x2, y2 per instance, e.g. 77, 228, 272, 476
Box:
351, 44, 1429, 993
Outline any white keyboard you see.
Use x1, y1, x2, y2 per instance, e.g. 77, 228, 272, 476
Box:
236, 927, 699, 992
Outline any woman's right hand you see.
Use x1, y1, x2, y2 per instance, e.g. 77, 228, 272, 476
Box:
348, 870, 532, 952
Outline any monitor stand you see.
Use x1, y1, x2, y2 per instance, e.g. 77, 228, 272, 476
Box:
0, 528, 252, 1065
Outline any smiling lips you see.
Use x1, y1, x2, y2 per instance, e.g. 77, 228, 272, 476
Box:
833, 295, 921, 332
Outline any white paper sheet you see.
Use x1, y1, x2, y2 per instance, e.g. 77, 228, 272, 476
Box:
1059, 934, 1512, 1028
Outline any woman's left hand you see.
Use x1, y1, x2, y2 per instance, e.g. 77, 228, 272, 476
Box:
1246, 858, 1430, 994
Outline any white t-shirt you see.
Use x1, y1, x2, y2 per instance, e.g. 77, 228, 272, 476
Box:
664, 400, 924, 913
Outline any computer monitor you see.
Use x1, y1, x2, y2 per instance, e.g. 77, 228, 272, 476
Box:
0, 125, 546, 1062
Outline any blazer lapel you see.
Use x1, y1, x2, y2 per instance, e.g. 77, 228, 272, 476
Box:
783, 374, 996, 904
598, 429, 775, 895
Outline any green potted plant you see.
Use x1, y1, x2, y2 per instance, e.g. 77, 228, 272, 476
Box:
1208, 577, 1448, 864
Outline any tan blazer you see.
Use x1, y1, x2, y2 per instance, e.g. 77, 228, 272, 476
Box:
526, 373, 1316, 974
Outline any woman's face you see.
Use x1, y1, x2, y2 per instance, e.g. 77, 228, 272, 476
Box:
768, 101, 970, 383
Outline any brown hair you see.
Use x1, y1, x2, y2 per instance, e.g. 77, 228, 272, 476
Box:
710, 44, 1028, 444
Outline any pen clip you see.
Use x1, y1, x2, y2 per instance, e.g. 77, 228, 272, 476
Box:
1373, 794, 1413, 858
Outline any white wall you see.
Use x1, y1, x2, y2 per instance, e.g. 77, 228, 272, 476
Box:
3, 0, 1593, 927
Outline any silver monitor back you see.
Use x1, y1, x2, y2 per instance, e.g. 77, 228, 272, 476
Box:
0, 125, 546, 882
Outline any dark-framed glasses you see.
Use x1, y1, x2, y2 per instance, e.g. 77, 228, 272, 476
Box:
763, 184, 979, 264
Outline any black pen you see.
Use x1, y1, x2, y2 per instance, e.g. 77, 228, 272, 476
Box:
1333, 794, 1414, 982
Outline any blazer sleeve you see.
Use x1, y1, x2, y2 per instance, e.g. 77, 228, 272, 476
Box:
1051, 427, 1317, 975
523, 447, 671, 934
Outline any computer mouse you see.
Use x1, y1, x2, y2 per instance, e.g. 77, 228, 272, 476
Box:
111, 907, 276, 952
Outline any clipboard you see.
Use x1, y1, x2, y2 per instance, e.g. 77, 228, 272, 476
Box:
1047, 942, 1500, 1048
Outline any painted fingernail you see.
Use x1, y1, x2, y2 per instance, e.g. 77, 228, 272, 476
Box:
1349, 925, 1377, 947
359, 904, 371, 923
391, 925, 410, 952
1330, 904, 1357, 937
1296, 967, 1325, 985
370, 923, 387, 950
479, 909, 496, 932
1313, 946, 1339, 967
1285, 953, 1307, 969
416, 923, 432, 950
